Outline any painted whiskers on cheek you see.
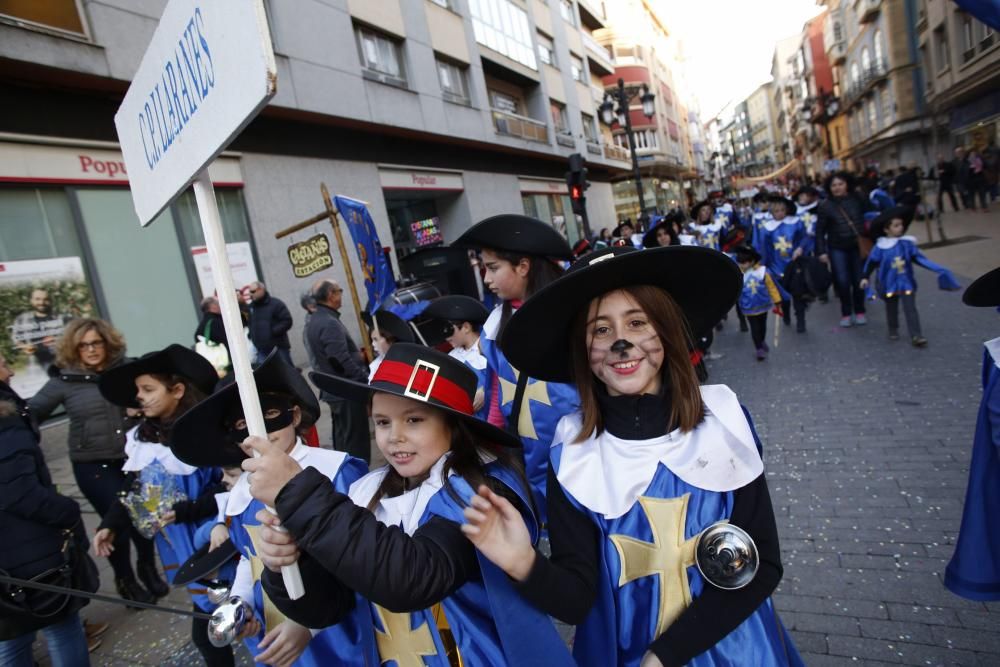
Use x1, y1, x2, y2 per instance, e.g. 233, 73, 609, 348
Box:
636, 334, 664, 370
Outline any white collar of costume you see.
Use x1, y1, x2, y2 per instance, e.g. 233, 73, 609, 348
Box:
554, 384, 763, 519
745, 265, 766, 282
796, 202, 817, 214
875, 235, 916, 249
214, 491, 229, 523
226, 440, 347, 516
347, 449, 497, 535
763, 215, 798, 232
122, 425, 198, 475
483, 304, 505, 341
449, 340, 487, 370
986, 336, 1000, 370
368, 353, 385, 382
678, 234, 697, 246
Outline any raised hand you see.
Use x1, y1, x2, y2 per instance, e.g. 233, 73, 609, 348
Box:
460, 485, 536, 582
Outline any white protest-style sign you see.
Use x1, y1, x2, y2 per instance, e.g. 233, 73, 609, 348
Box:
115, 0, 305, 601
115, 0, 276, 226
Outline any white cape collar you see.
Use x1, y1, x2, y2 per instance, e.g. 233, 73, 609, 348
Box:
875, 235, 917, 249
796, 202, 818, 214
449, 341, 487, 370
348, 454, 450, 536
555, 384, 763, 519
762, 216, 798, 232
986, 336, 1000, 370
745, 266, 766, 282
122, 426, 198, 475
483, 305, 505, 341
226, 441, 347, 516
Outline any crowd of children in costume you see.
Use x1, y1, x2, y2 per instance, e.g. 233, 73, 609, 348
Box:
65, 190, 983, 667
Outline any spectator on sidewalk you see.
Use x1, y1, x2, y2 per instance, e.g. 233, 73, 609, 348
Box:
815, 171, 873, 328
28, 318, 165, 606
969, 150, 991, 213
306, 280, 370, 464
0, 352, 99, 665
246, 282, 293, 366
954, 147, 972, 209
934, 153, 962, 213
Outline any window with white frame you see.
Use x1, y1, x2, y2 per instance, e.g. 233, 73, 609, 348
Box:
979, 20, 995, 48
867, 98, 877, 135
570, 54, 585, 82
436, 58, 470, 104
880, 86, 891, 125
935, 26, 950, 70
537, 32, 556, 67
470, 0, 537, 70
850, 61, 860, 87
581, 113, 598, 142
873, 29, 885, 67
560, 0, 575, 25
861, 47, 872, 72
356, 25, 406, 83
961, 14, 976, 61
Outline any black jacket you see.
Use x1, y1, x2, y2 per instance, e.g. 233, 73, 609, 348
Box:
248, 294, 293, 354
305, 305, 368, 400
815, 194, 872, 254
195, 312, 229, 349
0, 382, 90, 638
28, 358, 133, 463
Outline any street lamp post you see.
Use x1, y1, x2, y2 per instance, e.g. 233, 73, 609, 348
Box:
599, 78, 656, 225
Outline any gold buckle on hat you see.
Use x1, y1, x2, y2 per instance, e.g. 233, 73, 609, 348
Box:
403, 360, 440, 402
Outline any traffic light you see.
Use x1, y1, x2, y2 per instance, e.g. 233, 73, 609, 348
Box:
566, 153, 589, 217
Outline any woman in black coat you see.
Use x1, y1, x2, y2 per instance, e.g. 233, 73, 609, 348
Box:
29, 319, 166, 603
815, 172, 874, 327
0, 353, 94, 666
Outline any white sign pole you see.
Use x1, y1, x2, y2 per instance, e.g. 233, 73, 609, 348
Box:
192, 170, 304, 599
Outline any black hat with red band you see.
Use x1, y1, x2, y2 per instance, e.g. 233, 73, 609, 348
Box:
309, 343, 521, 449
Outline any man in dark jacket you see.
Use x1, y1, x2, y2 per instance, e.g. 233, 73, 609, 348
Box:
934, 154, 961, 212
306, 279, 370, 463
247, 282, 293, 366
0, 353, 96, 663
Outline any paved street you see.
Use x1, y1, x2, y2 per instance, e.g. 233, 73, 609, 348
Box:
30, 208, 1000, 665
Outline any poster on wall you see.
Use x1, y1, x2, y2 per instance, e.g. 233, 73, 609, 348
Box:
0, 257, 98, 398
191, 242, 260, 298
410, 217, 443, 247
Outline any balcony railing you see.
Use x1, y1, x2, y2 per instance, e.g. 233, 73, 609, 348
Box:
556, 132, 575, 147
492, 109, 548, 143
586, 141, 602, 155
843, 59, 888, 107
582, 32, 615, 73
604, 144, 630, 162
827, 40, 847, 65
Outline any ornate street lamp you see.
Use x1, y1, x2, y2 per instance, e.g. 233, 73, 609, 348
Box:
599, 78, 657, 224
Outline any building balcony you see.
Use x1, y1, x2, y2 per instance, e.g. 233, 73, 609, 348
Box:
583, 32, 615, 76
858, 0, 881, 24
604, 143, 630, 162
842, 59, 888, 107
586, 141, 602, 156
491, 109, 548, 143
827, 40, 847, 65
578, 0, 608, 30
556, 132, 576, 148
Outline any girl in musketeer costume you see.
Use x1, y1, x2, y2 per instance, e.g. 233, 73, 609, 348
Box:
93, 345, 233, 667
688, 200, 724, 252
462, 245, 803, 667
169, 351, 370, 666
423, 295, 493, 422
450, 214, 581, 522
755, 195, 810, 332
245, 343, 574, 666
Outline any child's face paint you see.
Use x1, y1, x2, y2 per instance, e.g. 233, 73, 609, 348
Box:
372, 392, 452, 485
585, 290, 664, 397
134, 374, 184, 419
481, 249, 529, 302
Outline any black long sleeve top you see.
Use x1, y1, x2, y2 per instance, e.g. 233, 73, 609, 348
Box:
261, 465, 522, 628
514, 389, 784, 667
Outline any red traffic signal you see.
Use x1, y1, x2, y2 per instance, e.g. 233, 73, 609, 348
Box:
570, 184, 583, 200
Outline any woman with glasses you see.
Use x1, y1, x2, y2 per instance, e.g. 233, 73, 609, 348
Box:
29, 319, 168, 606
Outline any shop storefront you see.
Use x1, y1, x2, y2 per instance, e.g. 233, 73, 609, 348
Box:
0, 140, 261, 397
950, 90, 1000, 151
380, 166, 463, 263
518, 177, 585, 246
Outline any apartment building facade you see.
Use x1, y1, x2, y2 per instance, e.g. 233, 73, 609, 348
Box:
0, 0, 631, 364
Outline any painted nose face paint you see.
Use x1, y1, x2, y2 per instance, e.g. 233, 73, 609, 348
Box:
610, 339, 634, 356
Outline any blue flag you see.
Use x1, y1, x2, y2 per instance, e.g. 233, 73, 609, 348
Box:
333, 196, 396, 313
953, 0, 1000, 30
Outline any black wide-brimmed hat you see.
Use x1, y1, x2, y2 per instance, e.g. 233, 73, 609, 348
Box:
310, 343, 521, 449
498, 245, 741, 383
963, 266, 1000, 307
642, 218, 679, 249
452, 214, 572, 259
99, 344, 219, 409
423, 295, 490, 325
690, 200, 713, 220
794, 185, 820, 200
169, 351, 321, 467
612, 220, 635, 238
173, 539, 238, 587
768, 195, 797, 215
362, 309, 415, 344
733, 243, 762, 264
870, 206, 915, 238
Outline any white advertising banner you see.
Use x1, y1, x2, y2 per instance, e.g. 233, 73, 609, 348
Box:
114, 0, 276, 225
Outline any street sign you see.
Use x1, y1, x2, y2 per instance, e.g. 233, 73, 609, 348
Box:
115, 0, 276, 226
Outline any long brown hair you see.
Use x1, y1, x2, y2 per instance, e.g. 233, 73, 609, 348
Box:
55, 318, 126, 370
488, 249, 565, 335
135, 374, 207, 443
366, 406, 530, 513
569, 285, 704, 442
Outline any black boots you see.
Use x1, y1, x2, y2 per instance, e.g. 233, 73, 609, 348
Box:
136, 561, 170, 598
116, 576, 155, 606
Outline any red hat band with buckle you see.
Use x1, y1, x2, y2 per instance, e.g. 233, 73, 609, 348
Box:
372, 359, 475, 415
